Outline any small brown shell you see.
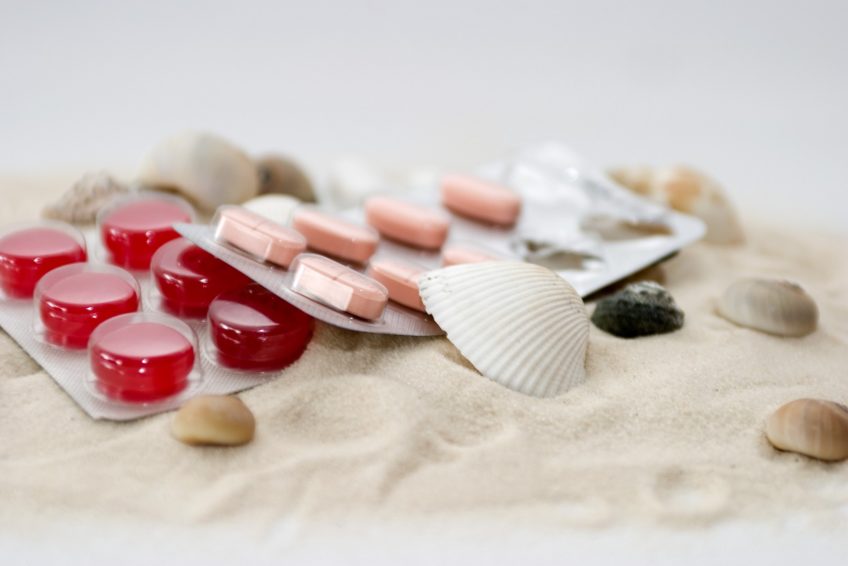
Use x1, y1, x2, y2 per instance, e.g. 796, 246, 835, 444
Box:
171, 395, 256, 446
766, 399, 848, 461
256, 154, 316, 202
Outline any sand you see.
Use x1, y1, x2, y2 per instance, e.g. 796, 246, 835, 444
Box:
1, 171, 847, 537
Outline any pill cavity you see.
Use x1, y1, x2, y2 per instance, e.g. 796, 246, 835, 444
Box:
151, 237, 252, 317
368, 259, 427, 312
100, 197, 193, 269
89, 316, 196, 402
208, 284, 314, 371
364, 196, 449, 250
214, 206, 306, 268
0, 224, 87, 299
36, 264, 140, 349
292, 254, 388, 320
292, 208, 379, 264
440, 174, 522, 226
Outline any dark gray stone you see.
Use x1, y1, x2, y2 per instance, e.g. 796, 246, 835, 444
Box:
591, 282, 684, 338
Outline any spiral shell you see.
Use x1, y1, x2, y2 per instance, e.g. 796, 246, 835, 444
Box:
717, 278, 818, 337
419, 261, 589, 397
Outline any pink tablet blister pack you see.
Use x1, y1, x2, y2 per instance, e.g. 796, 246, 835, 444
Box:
177, 143, 704, 335
0, 193, 315, 420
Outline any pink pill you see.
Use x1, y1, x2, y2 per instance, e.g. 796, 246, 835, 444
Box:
441, 244, 500, 267
89, 315, 195, 402
367, 259, 427, 312
364, 196, 449, 250
292, 254, 388, 321
36, 264, 140, 349
215, 206, 306, 268
100, 196, 193, 270
441, 174, 522, 226
0, 223, 87, 299
292, 208, 379, 264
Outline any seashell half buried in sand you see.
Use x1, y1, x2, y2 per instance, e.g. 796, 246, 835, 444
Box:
137, 132, 260, 212
609, 165, 744, 245
42, 171, 129, 225
717, 278, 818, 337
419, 261, 589, 397
766, 399, 848, 461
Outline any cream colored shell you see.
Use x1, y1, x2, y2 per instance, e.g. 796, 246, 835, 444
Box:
717, 278, 818, 337
609, 165, 743, 244
766, 399, 848, 461
419, 261, 589, 397
42, 171, 129, 225
171, 395, 256, 446
137, 132, 259, 212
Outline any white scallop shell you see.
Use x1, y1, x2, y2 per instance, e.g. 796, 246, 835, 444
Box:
419, 261, 589, 397
137, 131, 259, 212
717, 278, 818, 337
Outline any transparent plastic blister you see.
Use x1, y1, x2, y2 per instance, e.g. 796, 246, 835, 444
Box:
0, 221, 88, 300
0, 215, 317, 421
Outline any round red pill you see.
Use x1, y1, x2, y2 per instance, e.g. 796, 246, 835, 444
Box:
208, 284, 314, 371
90, 316, 196, 403
100, 196, 193, 270
36, 265, 140, 349
0, 224, 87, 299
151, 238, 252, 317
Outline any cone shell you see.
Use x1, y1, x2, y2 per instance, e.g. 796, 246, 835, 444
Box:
137, 131, 260, 212
609, 165, 744, 245
717, 278, 818, 337
419, 261, 589, 397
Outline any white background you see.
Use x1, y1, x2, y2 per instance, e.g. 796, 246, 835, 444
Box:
1, 0, 846, 231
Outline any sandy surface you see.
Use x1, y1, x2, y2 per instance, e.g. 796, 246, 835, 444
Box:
1, 172, 847, 539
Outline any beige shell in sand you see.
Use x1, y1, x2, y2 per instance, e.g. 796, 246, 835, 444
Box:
137, 132, 260, 212
717, 278, 818, 337
171, 395, 256, 446
418, 261, 589, 398
42, 171, 129, 225
609, 165, 744, 245
766, 399, 848, 461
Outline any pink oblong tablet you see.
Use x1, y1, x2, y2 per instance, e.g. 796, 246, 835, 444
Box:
367, 259, 427, 312
215, 206, 306, 268
364, 197, 449, 250
442, 244, 500, 267
291, 254, 388, 320
292, 208, 379, 264
441, 174, 522, 226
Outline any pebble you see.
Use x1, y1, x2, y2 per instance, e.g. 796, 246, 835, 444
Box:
591, 281, 684, 338
171, 395, 256, 446
766, 399, 848, 461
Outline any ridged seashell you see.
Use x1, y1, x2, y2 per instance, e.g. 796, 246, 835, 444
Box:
242, 194, 302, 224
255, 154, 316, 202
766, 399, 848, 461
591, 282, 684, 338
137, 132, 259, 212
42, 171, 129, 224
717, 278, 818, 337
419, 261, 589, 397
609, 165, 744, 245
